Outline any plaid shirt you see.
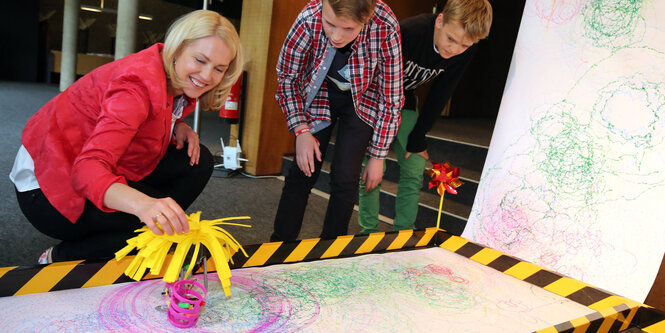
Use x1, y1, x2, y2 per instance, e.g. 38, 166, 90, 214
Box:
276, 0, 404, 159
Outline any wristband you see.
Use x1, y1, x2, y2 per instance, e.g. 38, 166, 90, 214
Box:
295, 128, 311, 137
294, 127, 319, 145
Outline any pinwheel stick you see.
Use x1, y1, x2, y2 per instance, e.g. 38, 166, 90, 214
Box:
426, 162, 463, 231
436, 193, 445, 230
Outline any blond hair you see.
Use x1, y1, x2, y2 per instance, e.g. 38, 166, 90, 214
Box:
441, 0, 493, 41
162, 10, 243, 110
324, 0, 376, 24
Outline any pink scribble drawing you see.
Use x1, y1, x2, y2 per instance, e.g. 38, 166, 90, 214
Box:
534, 0, 584, 25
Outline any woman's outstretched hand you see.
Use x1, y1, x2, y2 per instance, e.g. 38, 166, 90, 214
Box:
103, 183, 189, 235
136, 196, 190, 235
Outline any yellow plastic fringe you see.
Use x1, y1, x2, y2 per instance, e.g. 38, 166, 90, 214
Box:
115, 211, 250, 296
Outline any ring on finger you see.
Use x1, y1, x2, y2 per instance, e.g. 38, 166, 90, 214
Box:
153, 213, 163, 220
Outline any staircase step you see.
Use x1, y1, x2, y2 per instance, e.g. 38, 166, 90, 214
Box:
320, 142, 480, 207
327, 117, 493, 148
325, 140, 481, 181
280, 155, 470, 235
424, 138, 488, 176
281, 154, 471, 209
426, 117, 494, 148
280, 117, 493, 235
381, 151, 479, 208
325, 138, 486, 179
381, 150, 481, 182
379, 177, 471, 217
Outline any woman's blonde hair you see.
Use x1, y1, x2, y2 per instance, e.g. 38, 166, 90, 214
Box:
441, 0, 493, 42
162, 10, 243, 110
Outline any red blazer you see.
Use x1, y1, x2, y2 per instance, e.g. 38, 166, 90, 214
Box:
22, 43, 196, 223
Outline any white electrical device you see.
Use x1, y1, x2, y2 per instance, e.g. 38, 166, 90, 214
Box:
216, 138, 247, 170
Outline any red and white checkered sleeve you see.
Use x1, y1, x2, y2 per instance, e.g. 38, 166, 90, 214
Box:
368, 26, 404, 159
275, 16, 312, 132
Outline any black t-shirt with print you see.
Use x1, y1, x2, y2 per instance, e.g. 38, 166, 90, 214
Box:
400, 13, 478, 152
326, 43, 353, 101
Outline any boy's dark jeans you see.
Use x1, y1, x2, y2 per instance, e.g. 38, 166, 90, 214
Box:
272, 97, 373, 241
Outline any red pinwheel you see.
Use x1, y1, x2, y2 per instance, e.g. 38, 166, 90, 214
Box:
425, 162, 463, 229
427, 162, 464, 195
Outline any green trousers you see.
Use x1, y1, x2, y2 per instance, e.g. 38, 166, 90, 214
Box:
358, 109, 426, 234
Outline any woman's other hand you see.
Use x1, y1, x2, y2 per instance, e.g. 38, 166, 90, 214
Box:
174, 122, 200, 165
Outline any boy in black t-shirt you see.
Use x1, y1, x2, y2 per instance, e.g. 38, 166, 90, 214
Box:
358, 0, 492, 233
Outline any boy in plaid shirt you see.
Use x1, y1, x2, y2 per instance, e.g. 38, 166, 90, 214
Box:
271, 0, 403, 241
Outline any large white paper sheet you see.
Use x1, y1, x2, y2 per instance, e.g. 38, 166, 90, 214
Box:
463, 0, 665, 301
0, 248, 593, 332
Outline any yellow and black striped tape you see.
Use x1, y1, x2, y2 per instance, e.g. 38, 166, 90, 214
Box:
535, 303, 638, 332
1, 228, 663, 331
436, 234, 665, 332
0, 228, 438, 297
635, 306, 665, 332
538, 304, 665, 333
232, 227, 438, 269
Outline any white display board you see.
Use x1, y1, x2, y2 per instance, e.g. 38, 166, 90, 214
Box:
463, 0, 665, 302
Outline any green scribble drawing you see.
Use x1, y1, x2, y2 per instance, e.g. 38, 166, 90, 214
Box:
465, 0, 665, 301
582, 0, 645, 49
470, 48, 665, 280
531, 104, 605, 202
596, 75, 665, 147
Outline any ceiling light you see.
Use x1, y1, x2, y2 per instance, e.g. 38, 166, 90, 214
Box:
80, 2, 153, 22
80, 5, 103, 13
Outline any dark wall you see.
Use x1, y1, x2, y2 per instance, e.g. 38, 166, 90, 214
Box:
1, 0, 237, 83
449, 0, 526, 118
40, 0, 201, 56
0, 1, 40, 82
163, 0, 243, 19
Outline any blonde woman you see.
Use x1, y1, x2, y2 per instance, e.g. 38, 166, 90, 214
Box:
10, 10, 243, 263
